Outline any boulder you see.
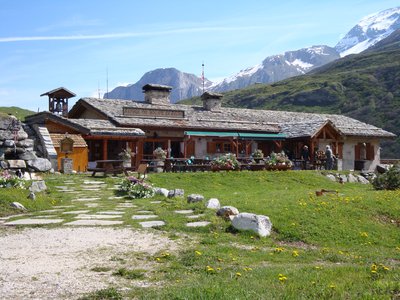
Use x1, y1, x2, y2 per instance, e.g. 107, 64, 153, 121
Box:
16, 139, 34, 148
29, 180, 47, 193
187, 194, 204, 203
216, 206, 239, 219
339, 175, 348, 183
231, 213, 272, 237
347, 173, 358, 183
206, 198, 220, 210
7, 160, 26, 169
18, 150, 38, 161
0, 160, 8, 169
26, 158, 52, 172
357, 175, 370, 184
27, 191, 36, 200
154, 187, 169, 197
3, 140, 15, 147
376, 164, 388, 174
168, 189, 185, 198
326, 174, 336, 182
10, 202, 27, 211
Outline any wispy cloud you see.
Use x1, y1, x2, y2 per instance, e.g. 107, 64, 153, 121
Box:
0, 25, 266, 43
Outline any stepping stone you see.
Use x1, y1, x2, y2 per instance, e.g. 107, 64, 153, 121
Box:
139, 220, 165, 228
150, 201, 162, 204
75, 214, 121, 220
115, 208, 126, 211
187, 214, 205, 219
33, 215, 56, 219
54, 205, 74, 209
109, 196, 125, 200
136, 210, 152, 214
97, 211, 124, 215
174, 210, 194, 215
85, 203, 99, 208
83, 181, 106, 185
132, 215, 158, 220
64, 220, 123, 226
65, 191, 79, 194
4, 218, 64, 225
62, 210, 90, 215
64, 182, 76, 185
117, 203, 136, 208
72, 197, 101, 202
37, 209, 63, 213
55, 186, 69, 189
81, 188, 102, 191
186, 221, 211, 227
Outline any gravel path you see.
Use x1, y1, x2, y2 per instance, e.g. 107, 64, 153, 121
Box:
0, 226, 177, 299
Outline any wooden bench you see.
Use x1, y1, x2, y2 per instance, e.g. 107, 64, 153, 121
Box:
89, 160, 129, 177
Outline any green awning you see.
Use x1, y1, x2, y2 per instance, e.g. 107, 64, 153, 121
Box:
184, 131, 286, 140
237, 133, 286, 140
184, 131, 238, 137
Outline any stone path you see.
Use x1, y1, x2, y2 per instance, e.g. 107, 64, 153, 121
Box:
3, 177, 211, 229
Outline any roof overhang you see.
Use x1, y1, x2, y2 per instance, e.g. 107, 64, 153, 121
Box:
184, 131, 286, 140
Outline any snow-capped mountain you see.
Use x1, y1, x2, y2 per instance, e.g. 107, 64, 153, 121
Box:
211, 46, 339, 93
104, 68, 212, 103
335, 6, 400, 56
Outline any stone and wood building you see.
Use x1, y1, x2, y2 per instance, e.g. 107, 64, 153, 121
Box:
24, 85, 396, 172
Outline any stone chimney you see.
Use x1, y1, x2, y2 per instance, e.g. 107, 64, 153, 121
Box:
142, 84, 172, 105
202, 92, 223, 111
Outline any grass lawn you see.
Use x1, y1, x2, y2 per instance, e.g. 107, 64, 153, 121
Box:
1, 171, 399, 299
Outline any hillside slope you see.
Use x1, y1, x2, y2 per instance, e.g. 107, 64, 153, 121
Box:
0, 107, 35, 121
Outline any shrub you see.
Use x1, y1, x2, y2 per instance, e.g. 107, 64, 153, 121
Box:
119, 177, 155, 199
211, 153, 240, 170
372, 165, 400, 190
265, 151, 293, 167
0, 170, 25, 189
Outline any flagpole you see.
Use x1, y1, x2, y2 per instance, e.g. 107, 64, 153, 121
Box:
202, 62, 205, 94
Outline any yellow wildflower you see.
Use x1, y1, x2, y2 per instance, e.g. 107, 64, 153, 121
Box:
360, 232, 368, 238
195, 250, 202, 256
235, 272, 242, 277
292, 250, 299, 257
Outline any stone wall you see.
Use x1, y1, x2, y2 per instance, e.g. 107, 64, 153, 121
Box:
0, 115, 52, 172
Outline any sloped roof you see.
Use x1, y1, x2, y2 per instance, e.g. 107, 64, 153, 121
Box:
40, 87, 76, 98
50, 133, 87, 147
68, 97, 396, 139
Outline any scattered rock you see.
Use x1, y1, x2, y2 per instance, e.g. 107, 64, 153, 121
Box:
18, 150, 38, 161
339, 174, 348, 183
26, 158, 52, 172
357, 175, 370, 184
10, 202, 27, 211
347, 173, 358, 183
231, 213, 272, 237
216, 206, 239, 219
187, 194, 204, 203
154, 187, 169, 197
27, 192, 36, 200
326, 174, 336, 181
168, 189, 184, 198
29, 180, 47, 193
206, 198, 220, 210
7, 160, 26, 169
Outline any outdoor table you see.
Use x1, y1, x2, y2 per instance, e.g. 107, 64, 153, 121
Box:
90, 160, 128, 176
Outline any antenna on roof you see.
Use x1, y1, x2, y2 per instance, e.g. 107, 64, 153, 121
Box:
201, 62, 205, 94
98, 80, 101, 98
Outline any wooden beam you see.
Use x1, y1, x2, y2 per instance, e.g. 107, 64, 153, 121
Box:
102, 139, 108, 160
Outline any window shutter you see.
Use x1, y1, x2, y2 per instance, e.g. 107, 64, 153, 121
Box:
366, 143, 374, 160
354, 144, 361, 160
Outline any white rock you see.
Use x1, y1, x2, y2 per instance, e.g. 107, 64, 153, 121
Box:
326, 174, 336, 181
206, 198, 220, 210
187, 194, 204, 203
154, 188, 169, 197
357, 175, 370, 184
231, 213, 272, 237
10, 202, 27, 211
348, 173, 358, 183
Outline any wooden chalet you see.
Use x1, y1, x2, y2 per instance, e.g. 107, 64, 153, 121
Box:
25, 85, 395, 172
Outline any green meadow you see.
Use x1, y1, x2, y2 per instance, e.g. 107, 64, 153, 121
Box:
1, 171, 399, 299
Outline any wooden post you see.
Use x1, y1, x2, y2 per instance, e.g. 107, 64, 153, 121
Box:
102, 139, 108, 160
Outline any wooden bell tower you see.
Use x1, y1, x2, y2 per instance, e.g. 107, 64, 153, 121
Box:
41, 87, 76, 117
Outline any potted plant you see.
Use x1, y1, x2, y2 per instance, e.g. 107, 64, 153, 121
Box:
265, 151, 293, 171
252, 149, 264, 163
153, 147, 167, 160
118, 148, 134, 167
210, 153, 240, 171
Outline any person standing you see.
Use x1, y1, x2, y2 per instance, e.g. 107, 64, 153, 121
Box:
325, 145, 335, 170
300, 145, 310, 170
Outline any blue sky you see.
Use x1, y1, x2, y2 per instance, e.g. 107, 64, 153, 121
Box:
0, 0, 399, 111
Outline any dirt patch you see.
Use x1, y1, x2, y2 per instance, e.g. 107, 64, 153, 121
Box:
0, 227, 178, 299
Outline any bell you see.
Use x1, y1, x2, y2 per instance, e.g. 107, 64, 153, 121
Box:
55, 102, 62, 112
